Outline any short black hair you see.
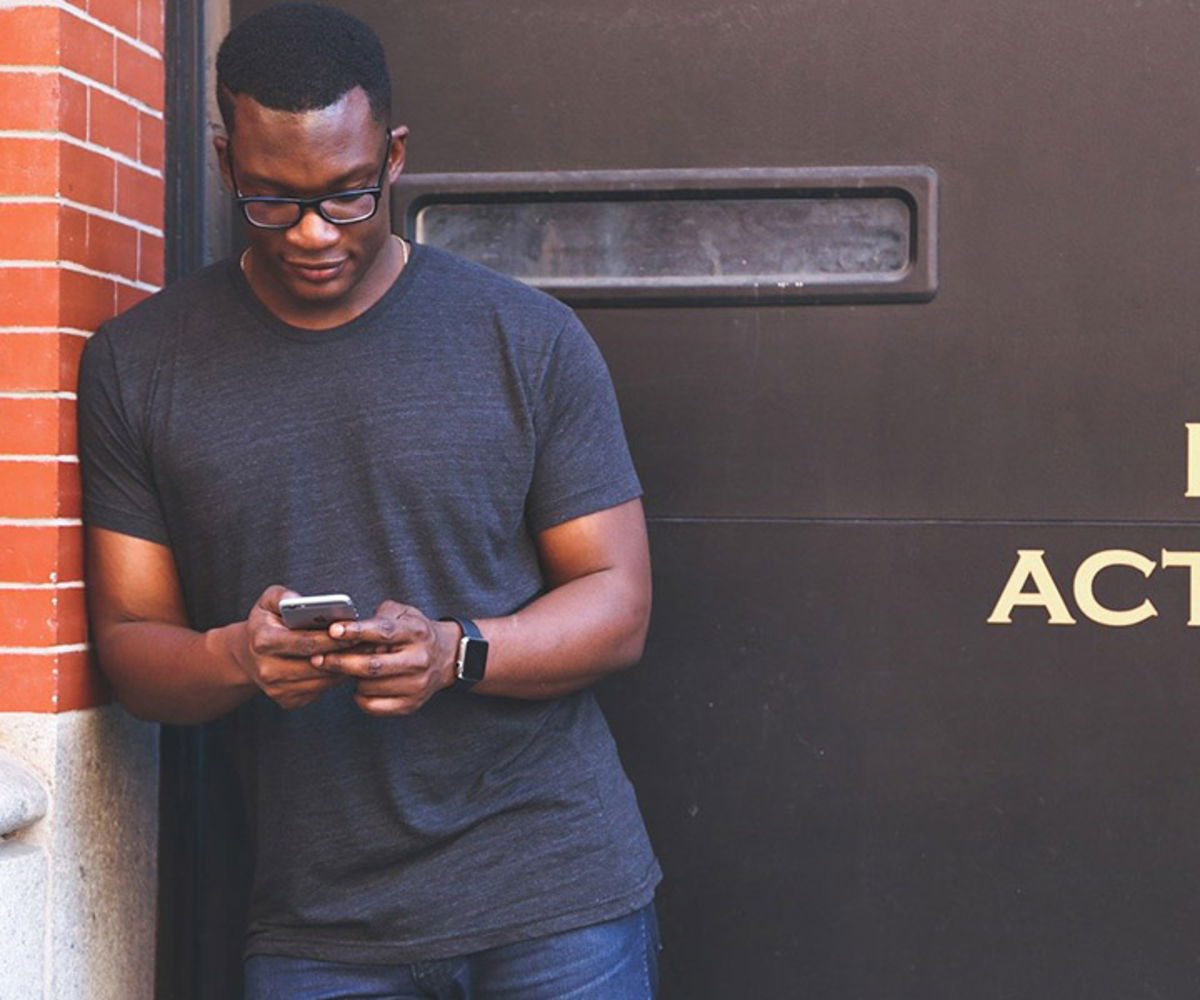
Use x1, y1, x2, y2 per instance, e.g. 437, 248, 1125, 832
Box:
216, 2, 391, 132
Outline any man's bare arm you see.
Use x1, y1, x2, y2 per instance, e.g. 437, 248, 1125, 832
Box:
320, 498, 652, 714
86, 526, 348, 724
475, 496, 652, 697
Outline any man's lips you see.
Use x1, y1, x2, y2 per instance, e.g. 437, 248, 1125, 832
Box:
286, 258, 348, 281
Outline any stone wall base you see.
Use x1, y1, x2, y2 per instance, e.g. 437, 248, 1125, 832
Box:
0, 707, 158, 1000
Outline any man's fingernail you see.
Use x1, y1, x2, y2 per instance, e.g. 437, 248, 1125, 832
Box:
330, 624, 345, 638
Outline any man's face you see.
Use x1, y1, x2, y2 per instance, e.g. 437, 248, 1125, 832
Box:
216, 87, 406, 327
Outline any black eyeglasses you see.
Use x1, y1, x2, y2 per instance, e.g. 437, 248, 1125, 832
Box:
227, 131, 392, 230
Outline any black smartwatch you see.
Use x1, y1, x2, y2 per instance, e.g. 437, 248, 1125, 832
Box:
439, 617, 488, 686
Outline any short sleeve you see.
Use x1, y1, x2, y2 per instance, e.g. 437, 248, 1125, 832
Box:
77, 326, 171, 545
524, 314, 642, 533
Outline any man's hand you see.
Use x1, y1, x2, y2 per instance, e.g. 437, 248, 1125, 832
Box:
237, 585, 356, 710
311, 601, 460, 716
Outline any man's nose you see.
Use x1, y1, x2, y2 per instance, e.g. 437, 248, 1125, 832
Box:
287, 205, 341, 248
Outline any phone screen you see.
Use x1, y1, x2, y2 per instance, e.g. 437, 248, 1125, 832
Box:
279, 594, 358, 630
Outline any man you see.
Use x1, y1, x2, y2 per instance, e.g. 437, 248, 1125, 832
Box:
77, 3, 661, 996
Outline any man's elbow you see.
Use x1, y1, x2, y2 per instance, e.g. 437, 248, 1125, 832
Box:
96, 657, 170, 724
113, 692, 166, 725
611, 593, 651, 672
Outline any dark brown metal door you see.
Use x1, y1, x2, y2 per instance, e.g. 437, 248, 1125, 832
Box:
213, 2, 1200, 996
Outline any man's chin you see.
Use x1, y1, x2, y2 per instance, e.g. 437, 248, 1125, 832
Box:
287, 280, 350, 302
275, 270, 358, 309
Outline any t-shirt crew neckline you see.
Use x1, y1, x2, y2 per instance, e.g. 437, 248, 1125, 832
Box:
228, 239, 425, 345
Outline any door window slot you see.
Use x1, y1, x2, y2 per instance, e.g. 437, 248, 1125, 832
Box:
393, 167, 937, 306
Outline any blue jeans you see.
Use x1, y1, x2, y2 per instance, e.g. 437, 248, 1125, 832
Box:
244, 904, 661, 1000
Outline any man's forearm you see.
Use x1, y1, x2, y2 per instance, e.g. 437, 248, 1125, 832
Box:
95, 619, 257, 724
472, 565, 650, 699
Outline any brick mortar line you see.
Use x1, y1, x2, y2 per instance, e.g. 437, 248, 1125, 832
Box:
0, 0, 163, 60
0, 130, 163, 178
0, 66, 164, 119
0, 454, 79, 462
0, 643, 89, 655
0, 259, 160, 292
0, 581, 85, 589
0, 518, 83, 526
0, 196, 165, 238
0, 389, 77, 398
0, 333, 91, 340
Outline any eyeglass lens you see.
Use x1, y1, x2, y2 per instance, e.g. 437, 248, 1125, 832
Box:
242, 192, 378, 228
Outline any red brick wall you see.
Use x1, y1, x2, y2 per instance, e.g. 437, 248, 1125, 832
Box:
0, 1, 165, 712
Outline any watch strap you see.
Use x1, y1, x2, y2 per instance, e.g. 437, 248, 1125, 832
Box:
440, 616, 482, 641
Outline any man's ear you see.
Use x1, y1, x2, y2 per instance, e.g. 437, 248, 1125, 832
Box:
213, 133, 233, 192
387, 125, 410, 183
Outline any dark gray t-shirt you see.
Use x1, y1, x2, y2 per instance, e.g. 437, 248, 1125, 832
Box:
78, 245, 660, 962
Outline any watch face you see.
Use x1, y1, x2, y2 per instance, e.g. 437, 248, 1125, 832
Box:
458, 636, 488, 683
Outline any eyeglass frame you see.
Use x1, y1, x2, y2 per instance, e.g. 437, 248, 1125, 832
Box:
226, 129, 394, 230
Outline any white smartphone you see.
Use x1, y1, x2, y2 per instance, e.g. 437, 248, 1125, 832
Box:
278, 593, 358, 631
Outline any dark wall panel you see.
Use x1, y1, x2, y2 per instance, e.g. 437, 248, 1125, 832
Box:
599, 520, 1200, 998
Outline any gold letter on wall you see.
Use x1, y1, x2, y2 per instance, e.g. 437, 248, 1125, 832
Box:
987, 550, 1077, 625
1073, 550, 1158, 627
1187, 423, 1200, 498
